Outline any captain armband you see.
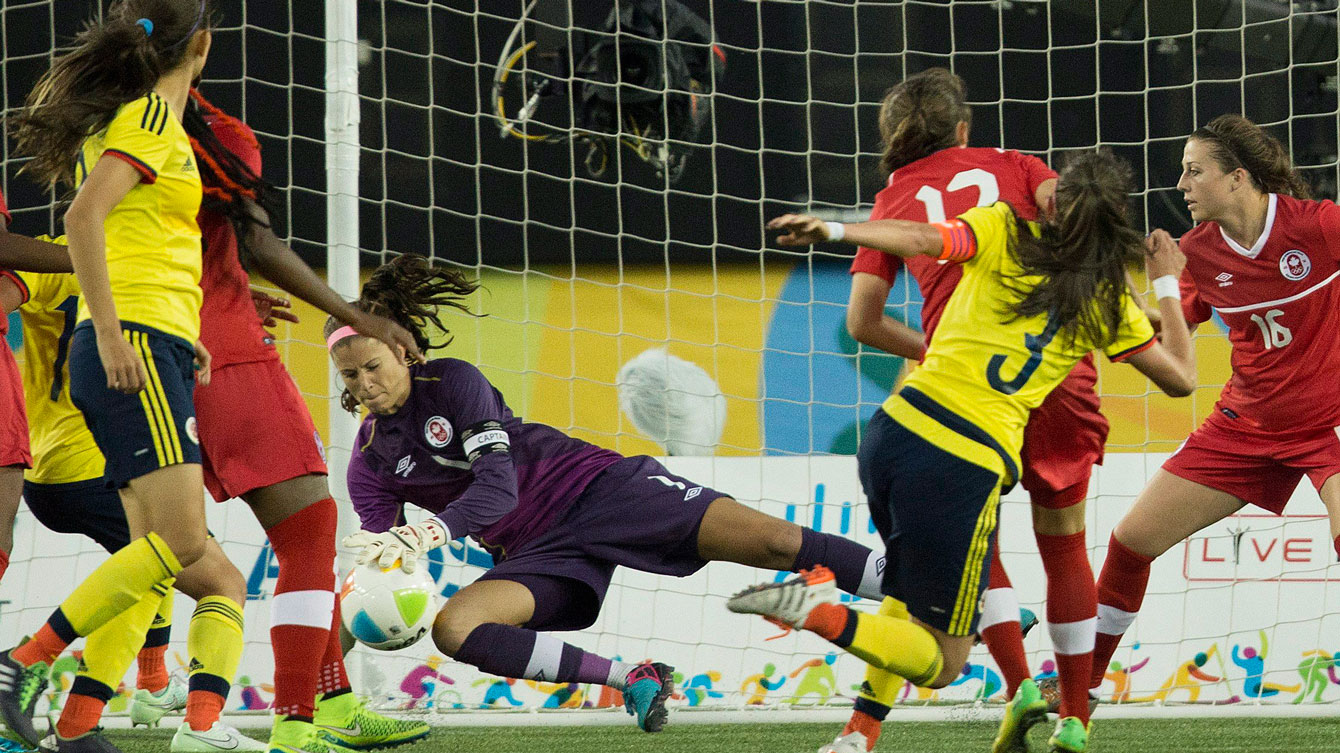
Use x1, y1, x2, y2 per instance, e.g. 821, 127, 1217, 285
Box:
462, 420, 511, 463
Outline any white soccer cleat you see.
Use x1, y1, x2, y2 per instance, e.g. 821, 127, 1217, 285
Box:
818, 731, 870, 753
170, 722, 268, 753
129, 677, 188, 728
726, 566, 839, 632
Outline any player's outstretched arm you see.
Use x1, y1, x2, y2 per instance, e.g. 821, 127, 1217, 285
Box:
767, 213, 941, 258
1123, 229, 1196, 397
0, 231, 73, 274
239, 198, 424, 362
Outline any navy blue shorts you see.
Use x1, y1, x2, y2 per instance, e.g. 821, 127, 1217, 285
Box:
476, 455, 723, 632
857, 408, 1004, 637
68, 322, 201, 487
23, 478, 129, 554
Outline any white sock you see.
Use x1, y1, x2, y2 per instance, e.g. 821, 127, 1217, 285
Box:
857, 551, 886, 601
606, 660, 639, 689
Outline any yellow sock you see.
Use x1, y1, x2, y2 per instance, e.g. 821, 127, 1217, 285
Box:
843, 607, 944, 687
151, 589, 175, 634
78, 580, 173, 690
185, 596, 245, 730
59, 533, 182, 636
860, 597, 912, 706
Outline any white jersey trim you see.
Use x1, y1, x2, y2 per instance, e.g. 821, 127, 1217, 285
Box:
1214, 267, 1340, 314
1218, 193, 1277, 259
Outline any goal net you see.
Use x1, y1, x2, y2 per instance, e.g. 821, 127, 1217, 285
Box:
2, 0, 1339, 719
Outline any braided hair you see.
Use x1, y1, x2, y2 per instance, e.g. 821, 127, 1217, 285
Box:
182, 88, 285, 254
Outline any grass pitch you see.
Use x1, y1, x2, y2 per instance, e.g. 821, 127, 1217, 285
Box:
105, 717, 1340, 753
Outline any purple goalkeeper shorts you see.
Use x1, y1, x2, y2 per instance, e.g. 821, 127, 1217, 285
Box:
476, 455, 724, 631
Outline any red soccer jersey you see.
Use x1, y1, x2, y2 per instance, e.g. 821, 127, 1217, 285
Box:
1, 187, 14, 338
848, 146, 1056, 335
197, 113, 278, 367
1178, 193, 1340, 434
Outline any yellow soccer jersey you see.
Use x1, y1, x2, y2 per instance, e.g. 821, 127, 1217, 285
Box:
17, 237, 105, 484
76, 92, 203, 344
891, 202, 1155, 482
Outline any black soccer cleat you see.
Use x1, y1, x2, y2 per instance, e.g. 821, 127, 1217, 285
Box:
0, 650, 49, 748
38, 729, 122, 753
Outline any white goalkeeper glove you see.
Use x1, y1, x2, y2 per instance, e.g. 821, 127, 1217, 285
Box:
343, 518, 450, 573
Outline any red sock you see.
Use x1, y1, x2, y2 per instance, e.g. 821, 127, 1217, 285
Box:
841, 709, 882, 751
0, 549, 9, 582
137, 645, 169, 692
978, 538, 1029, 698
13, 623, 68, 667
1092, 533, 1152, 690
185, 691, 224, 731
318, 600, 351, 696
1037, 528, 1097, 723
55, 688, 106, 739
1333, 535, 1340, 562
268, 498, 339, 720
802, 603, 851, 641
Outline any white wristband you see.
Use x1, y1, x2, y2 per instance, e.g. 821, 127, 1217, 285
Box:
824, 221, 845, 242
1152, 275, 1181, 301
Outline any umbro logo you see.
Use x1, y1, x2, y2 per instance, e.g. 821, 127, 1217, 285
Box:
684, 487, 702, 501
1215, 272, 1233, 287
395, 455, 416, 477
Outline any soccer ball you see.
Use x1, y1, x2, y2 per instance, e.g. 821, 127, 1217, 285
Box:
339, 561, 440, 651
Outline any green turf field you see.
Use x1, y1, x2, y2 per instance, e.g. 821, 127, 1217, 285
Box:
104, 717, 1340, 753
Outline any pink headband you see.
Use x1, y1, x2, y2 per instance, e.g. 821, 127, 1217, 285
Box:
326, 325, 359, 350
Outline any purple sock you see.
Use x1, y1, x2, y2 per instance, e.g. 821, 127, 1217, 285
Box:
455, 623, 619, 685
792, 528, 885, 601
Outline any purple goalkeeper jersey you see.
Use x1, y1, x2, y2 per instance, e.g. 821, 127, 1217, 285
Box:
347, 358, 622, 559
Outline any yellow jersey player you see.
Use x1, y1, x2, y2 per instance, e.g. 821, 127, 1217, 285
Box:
729, 151, 1198, 753
1, 236, 204, 739
1, 4, 254, 753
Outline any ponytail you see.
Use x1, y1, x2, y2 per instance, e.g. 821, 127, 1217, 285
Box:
1008, 150, 1144, 350
878, 67, 971, 174
12, 0, 216, 188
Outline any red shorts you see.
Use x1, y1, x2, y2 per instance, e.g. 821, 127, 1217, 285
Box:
0, 346, 31, 468
1020, 357, 1107, 504
195, 357, 327, 502
1162, 410, 1340, 515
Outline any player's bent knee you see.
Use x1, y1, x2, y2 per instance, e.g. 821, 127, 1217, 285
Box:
174, 545, 246, 601
432, 605, 485, 656
925, 663, 961, 690
159, 532, 209, 569
1110, 517, 1166, 560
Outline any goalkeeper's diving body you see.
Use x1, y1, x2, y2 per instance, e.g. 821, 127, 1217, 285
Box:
728, 150, 1197, 753
329, 256, 889, 734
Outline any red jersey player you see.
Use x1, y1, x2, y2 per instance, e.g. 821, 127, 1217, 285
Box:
1092, 115, 1340, 708
835, 68, 1101, 753
176, 90, 429, 753
0, 190, 28, 586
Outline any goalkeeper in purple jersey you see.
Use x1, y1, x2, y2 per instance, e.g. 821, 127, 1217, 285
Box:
329, 256, 886, 733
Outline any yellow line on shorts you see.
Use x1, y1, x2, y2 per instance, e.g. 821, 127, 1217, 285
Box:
128, 331, 169, 467
137, 331, 183, 463
951, 484, 1001, 635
